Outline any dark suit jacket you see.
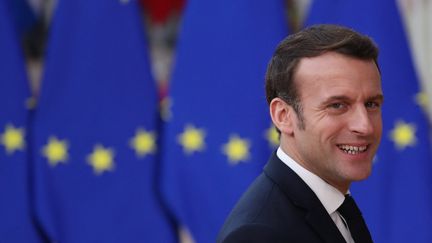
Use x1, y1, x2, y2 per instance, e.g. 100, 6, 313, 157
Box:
217, 153, 347, 243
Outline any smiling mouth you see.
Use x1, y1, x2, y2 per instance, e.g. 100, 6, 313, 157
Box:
337, 144, 368, 155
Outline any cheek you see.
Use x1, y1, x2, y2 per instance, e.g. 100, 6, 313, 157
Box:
315, 120, 346, 142
372, 115, 383, 135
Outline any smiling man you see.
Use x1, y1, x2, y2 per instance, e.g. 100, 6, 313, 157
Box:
217, 24, 382, 243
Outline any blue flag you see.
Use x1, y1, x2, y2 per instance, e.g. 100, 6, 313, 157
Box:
32, 0, 176, 242
0, 0, 43, 242
306, 1, 432, 242
160, 0, 288, 242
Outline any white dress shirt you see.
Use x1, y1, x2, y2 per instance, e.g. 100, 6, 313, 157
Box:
277, 147, 355, 243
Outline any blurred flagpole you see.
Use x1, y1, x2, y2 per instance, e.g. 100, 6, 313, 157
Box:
0, 0, 44, 242
398, 0, 432, 120
31, 0, 176, 242
305, 1, 432, 242
160, 0, 288, 242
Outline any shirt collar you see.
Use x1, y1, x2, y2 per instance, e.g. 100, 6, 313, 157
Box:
276, 147, 346, 215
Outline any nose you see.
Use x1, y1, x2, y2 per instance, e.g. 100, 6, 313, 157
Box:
348, 106, 374, 135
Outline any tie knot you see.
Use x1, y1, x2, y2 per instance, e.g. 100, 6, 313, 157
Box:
337, 195, 373, 243
337, 195, 362, 221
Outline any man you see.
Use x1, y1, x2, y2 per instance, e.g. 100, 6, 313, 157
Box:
217, 24, 383, 243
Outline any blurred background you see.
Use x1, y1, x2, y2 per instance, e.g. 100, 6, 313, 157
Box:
18, 0, 432, 115
1, 0, 431, 243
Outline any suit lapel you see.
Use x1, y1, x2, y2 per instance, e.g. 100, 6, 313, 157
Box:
264, 153, 346, 243
305, 206, 346, 243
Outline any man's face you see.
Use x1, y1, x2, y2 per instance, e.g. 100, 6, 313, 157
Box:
288, 52, 383, 192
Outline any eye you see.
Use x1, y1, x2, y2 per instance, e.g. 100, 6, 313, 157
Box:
365, 101, 381, 110
329, 103, 346, 109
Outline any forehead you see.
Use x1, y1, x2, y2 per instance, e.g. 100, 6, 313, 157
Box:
294, 52, 382, 99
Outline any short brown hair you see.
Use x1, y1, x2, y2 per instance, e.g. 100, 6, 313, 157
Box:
265, 24, 379, 127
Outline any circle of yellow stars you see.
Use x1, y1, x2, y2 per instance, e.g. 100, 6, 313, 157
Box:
19, 89, 427, 175
0, 124, 25, 154
177, 124, 206, 154
415, 91, 429, 112
222, 134, 251, 165
87, 145, 115, 175
42, 136, 69, 166
33, 123, 279, 172
129, 128, 156, 157
35, 127, 157, 175
390, 120, 417, 150
265, 125, 279, 148
175, 124, 279, 165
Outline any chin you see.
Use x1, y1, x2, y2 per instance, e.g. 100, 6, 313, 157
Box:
347, 165, 372, 181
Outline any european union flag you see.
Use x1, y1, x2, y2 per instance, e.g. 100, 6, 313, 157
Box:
0, 0, 42, 242
32, 0, 176, 242
306, 1, 432, 242
160, 0, 288, 242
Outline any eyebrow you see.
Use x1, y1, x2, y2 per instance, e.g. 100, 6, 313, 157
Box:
368, 94, 384, 103
321, 94, 384, 104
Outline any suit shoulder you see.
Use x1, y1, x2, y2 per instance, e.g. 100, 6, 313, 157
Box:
223, 173, 279, 223
218, 170, 313, 242
218, 173, 300, 239
218, 223, 287, 243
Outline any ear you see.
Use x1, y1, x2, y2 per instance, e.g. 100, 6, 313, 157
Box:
269, 98, 295, 135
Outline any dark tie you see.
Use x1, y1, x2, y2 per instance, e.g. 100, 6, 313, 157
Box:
337, 195, 373, 243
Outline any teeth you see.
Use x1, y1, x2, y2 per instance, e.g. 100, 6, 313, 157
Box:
338, 145, 367, 154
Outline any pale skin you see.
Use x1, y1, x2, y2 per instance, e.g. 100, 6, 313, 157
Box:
270, 51, 383, 194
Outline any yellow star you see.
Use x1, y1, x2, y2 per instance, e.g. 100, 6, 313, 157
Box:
390, 120, 417, 150
177, 124, 205, 154
87, 145, 115, 175
0, 124, 25, 154
415, 91, 429, 111
222, 135, 251, 164
129, 128, 156, 157
42, 136, 69, 166
265, 125, 279, 148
